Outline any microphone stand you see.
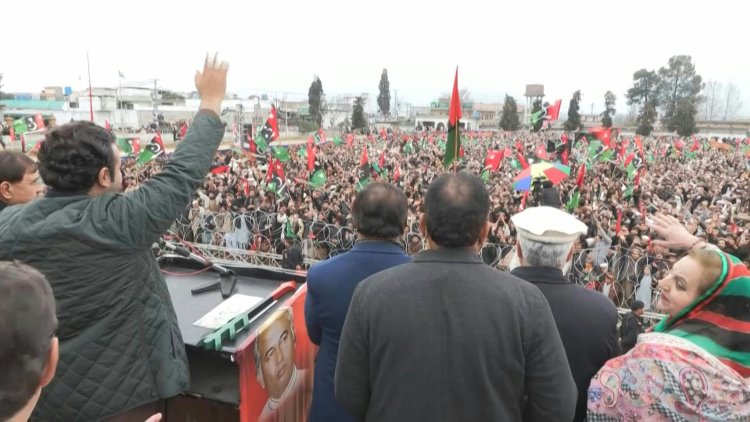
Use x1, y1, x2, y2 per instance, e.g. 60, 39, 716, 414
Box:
161, 239, 237, 298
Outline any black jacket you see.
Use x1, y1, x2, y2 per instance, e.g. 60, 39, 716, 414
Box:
337, 249, 576, 422
512, 266, 619, 422
620, 312, 644, 353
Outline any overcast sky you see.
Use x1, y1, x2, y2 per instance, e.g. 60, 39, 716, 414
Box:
3, 0, 748, 117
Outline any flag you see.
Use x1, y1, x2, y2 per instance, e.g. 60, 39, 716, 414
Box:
623, 152, 635, 168
34, 114, 46, 131
484, 150, 503, 172
309, 168, 326, 188
443, 68, 462, 168
581, 127, 612, 148
118, 70, 125, 78
534, 144, 548, 160
307, 144, 316, 172
255, 127, 269, 154
566, 189, 580, 212
624, 184, 634, 199
210, 165, 229, 175
179, 123, 188, 139
576, 164, 586, 188
136, 136, 164, 165
316, 128, 327, 144
634, 135, 644, 157
13, 119, 27, 135
105, 120, 112, 131
520, 191, 529, 211
503, 146, 513, 159
284, 219, 296, 239
615, 210, 622, 234
546, 99, 562, 121
394, 165, 401, 183
634, 170, 641, 187
333, 136, 343, 147
115, 138, 133, 154
260, 106, 280, 144
379, 127, 387, 140
690, 137, 700, 152
516, 151, 529, 170
378, 151, 385, 168
271, 146, 290, 162
357, 147, 371, 190
346, 133, 354, 148
242, 134, 257, 157
271, 158, 286, 182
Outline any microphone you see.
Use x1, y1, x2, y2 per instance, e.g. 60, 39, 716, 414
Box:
160, 239, 191, 257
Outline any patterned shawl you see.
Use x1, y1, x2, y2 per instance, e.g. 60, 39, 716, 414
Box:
588, 252, 750, 421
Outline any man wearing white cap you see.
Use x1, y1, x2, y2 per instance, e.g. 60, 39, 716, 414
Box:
510, 206, 619, 422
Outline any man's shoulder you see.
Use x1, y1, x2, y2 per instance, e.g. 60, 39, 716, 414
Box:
569, 284, 618, 316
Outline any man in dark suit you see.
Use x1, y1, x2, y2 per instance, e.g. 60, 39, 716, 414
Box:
305, 182, 411, 422
510, 206, 619, 422
336, 173, 576, 422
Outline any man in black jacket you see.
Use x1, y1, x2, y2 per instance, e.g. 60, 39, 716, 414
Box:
336, 173, 576, 422
511, 206, 619, 422
620, 300, 645, 354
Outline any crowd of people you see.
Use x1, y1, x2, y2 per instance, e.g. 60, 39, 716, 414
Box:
0, 54, 749, 422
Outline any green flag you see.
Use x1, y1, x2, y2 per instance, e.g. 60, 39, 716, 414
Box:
136, 138, 164, 166
510, 159, 521, 170
255, 128, 269, 154
481, 169, 490, 183
403, 141, 414, 155
566, 190, 580, 212
599, 149, 614, 162
443, 68, 462, 168
626, 163, 636, 179
587, 140, 602, 158
333, 136, 343, 146
297, 148, 307, 159
272, 146, 290, 162
309, 169, 327, 188
13, 119, 27, 135
284, 219, 295, 239
115, 138, 132, 154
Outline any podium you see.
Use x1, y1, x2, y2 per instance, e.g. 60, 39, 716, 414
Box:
161, 258, 315, 421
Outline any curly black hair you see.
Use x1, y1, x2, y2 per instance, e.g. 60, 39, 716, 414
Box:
424, 172, 490, 248
37, 121, 116, 192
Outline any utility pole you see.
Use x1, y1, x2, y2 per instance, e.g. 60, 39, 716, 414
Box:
394, 89, 398, 122
151, 79, 160, 129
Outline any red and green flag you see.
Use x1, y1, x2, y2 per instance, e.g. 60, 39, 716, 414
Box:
258, 106, 280, 149
443, 67, 462, 169
136, 135, 164, 166
357, 147, 372, 191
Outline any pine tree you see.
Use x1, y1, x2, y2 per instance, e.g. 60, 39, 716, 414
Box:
530, 99, 543, 132
627, 69, 660, 136
601, 91, 616, 128
352, 96, 367, 130
308, 76, 325, 128
377, 69, 391, 117
499, 95, 521, 131
564, 90, 582, 131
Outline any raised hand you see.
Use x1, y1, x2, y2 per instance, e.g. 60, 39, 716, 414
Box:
647, 213, 700, 251
195, 53, 229, 116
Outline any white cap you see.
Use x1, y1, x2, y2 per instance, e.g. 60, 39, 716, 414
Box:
511, 206, 588, 244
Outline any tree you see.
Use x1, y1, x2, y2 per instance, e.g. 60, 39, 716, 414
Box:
564, 90, 582, 131
656, 55, 702, 132
672, 98, 697, 136
627, 69, 660, 136
308, 76, 325, 128
701, 80, 723, 120
723, 82, 743, 120
601, 91, 616, 127
499, 95, 521, 131
351, 96, 367, 130
530, 99, 543, 132
377, 69, 390, 117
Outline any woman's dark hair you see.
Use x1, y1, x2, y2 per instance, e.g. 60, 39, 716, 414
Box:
37, 121, 117, 192
424, 172, 490, 248
352, 182, 407, 238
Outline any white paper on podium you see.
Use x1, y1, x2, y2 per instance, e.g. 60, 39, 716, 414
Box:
193, 294, 264, 329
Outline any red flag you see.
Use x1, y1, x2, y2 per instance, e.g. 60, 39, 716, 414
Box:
634, 136, 644, 156
268, 106, 280, 141
576, 164, 586, 189
690, 136, 700, 152
674, 139, 686, 151
273, 159, 286, 182
615, 210, 622, 234
346, 133, 354, 147
459, 145, 465, 157
484, 150, 502, 171
34, 114, 46, 131
520, 191, 529, 211
503, 146, 512, 159
588, 127, 612, 148
367, 133, 374, 142
265, 160, 275, 182
623, 152, 635, 168
105, 120, 111, 131
378, 151, 385, 168
618, 143, 627, 161
561, 148, 569, 165
360, 147, 369, 168
634, 171, 641, 187
210, 165, 229, 175
516, 151, 529, 170
179, 123, 188, 139
514, 140, 524, 153
154, 132, 164, 151
242, 134, 257, 156
394, 165, 401, 183
379, 127, 387, 139
130, 138, 141, 155
546, 99, 562, 121
307, 135, 314, 149
561, 133, 569, 145
307, 145, 316, 172
534, 144, 548, 160
428, 134, 435, 144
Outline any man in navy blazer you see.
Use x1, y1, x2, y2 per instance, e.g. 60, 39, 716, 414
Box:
304, 182, 411, 422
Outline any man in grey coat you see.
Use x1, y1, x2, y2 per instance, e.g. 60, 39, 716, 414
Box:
0, 54, 228, 421
335, 172, 576, 422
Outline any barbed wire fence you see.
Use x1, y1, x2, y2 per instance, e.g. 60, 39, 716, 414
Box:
169, 209, 670, 326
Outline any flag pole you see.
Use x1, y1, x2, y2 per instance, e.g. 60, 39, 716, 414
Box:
87, 52, 94, 122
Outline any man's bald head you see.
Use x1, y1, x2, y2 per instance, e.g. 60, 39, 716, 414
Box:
424, 173, 489, 248
352, 182, 407, 238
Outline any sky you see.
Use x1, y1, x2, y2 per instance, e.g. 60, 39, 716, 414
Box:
3, 0, 749, 117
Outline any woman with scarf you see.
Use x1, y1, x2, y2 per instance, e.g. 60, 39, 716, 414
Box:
587, 214, 750, 420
